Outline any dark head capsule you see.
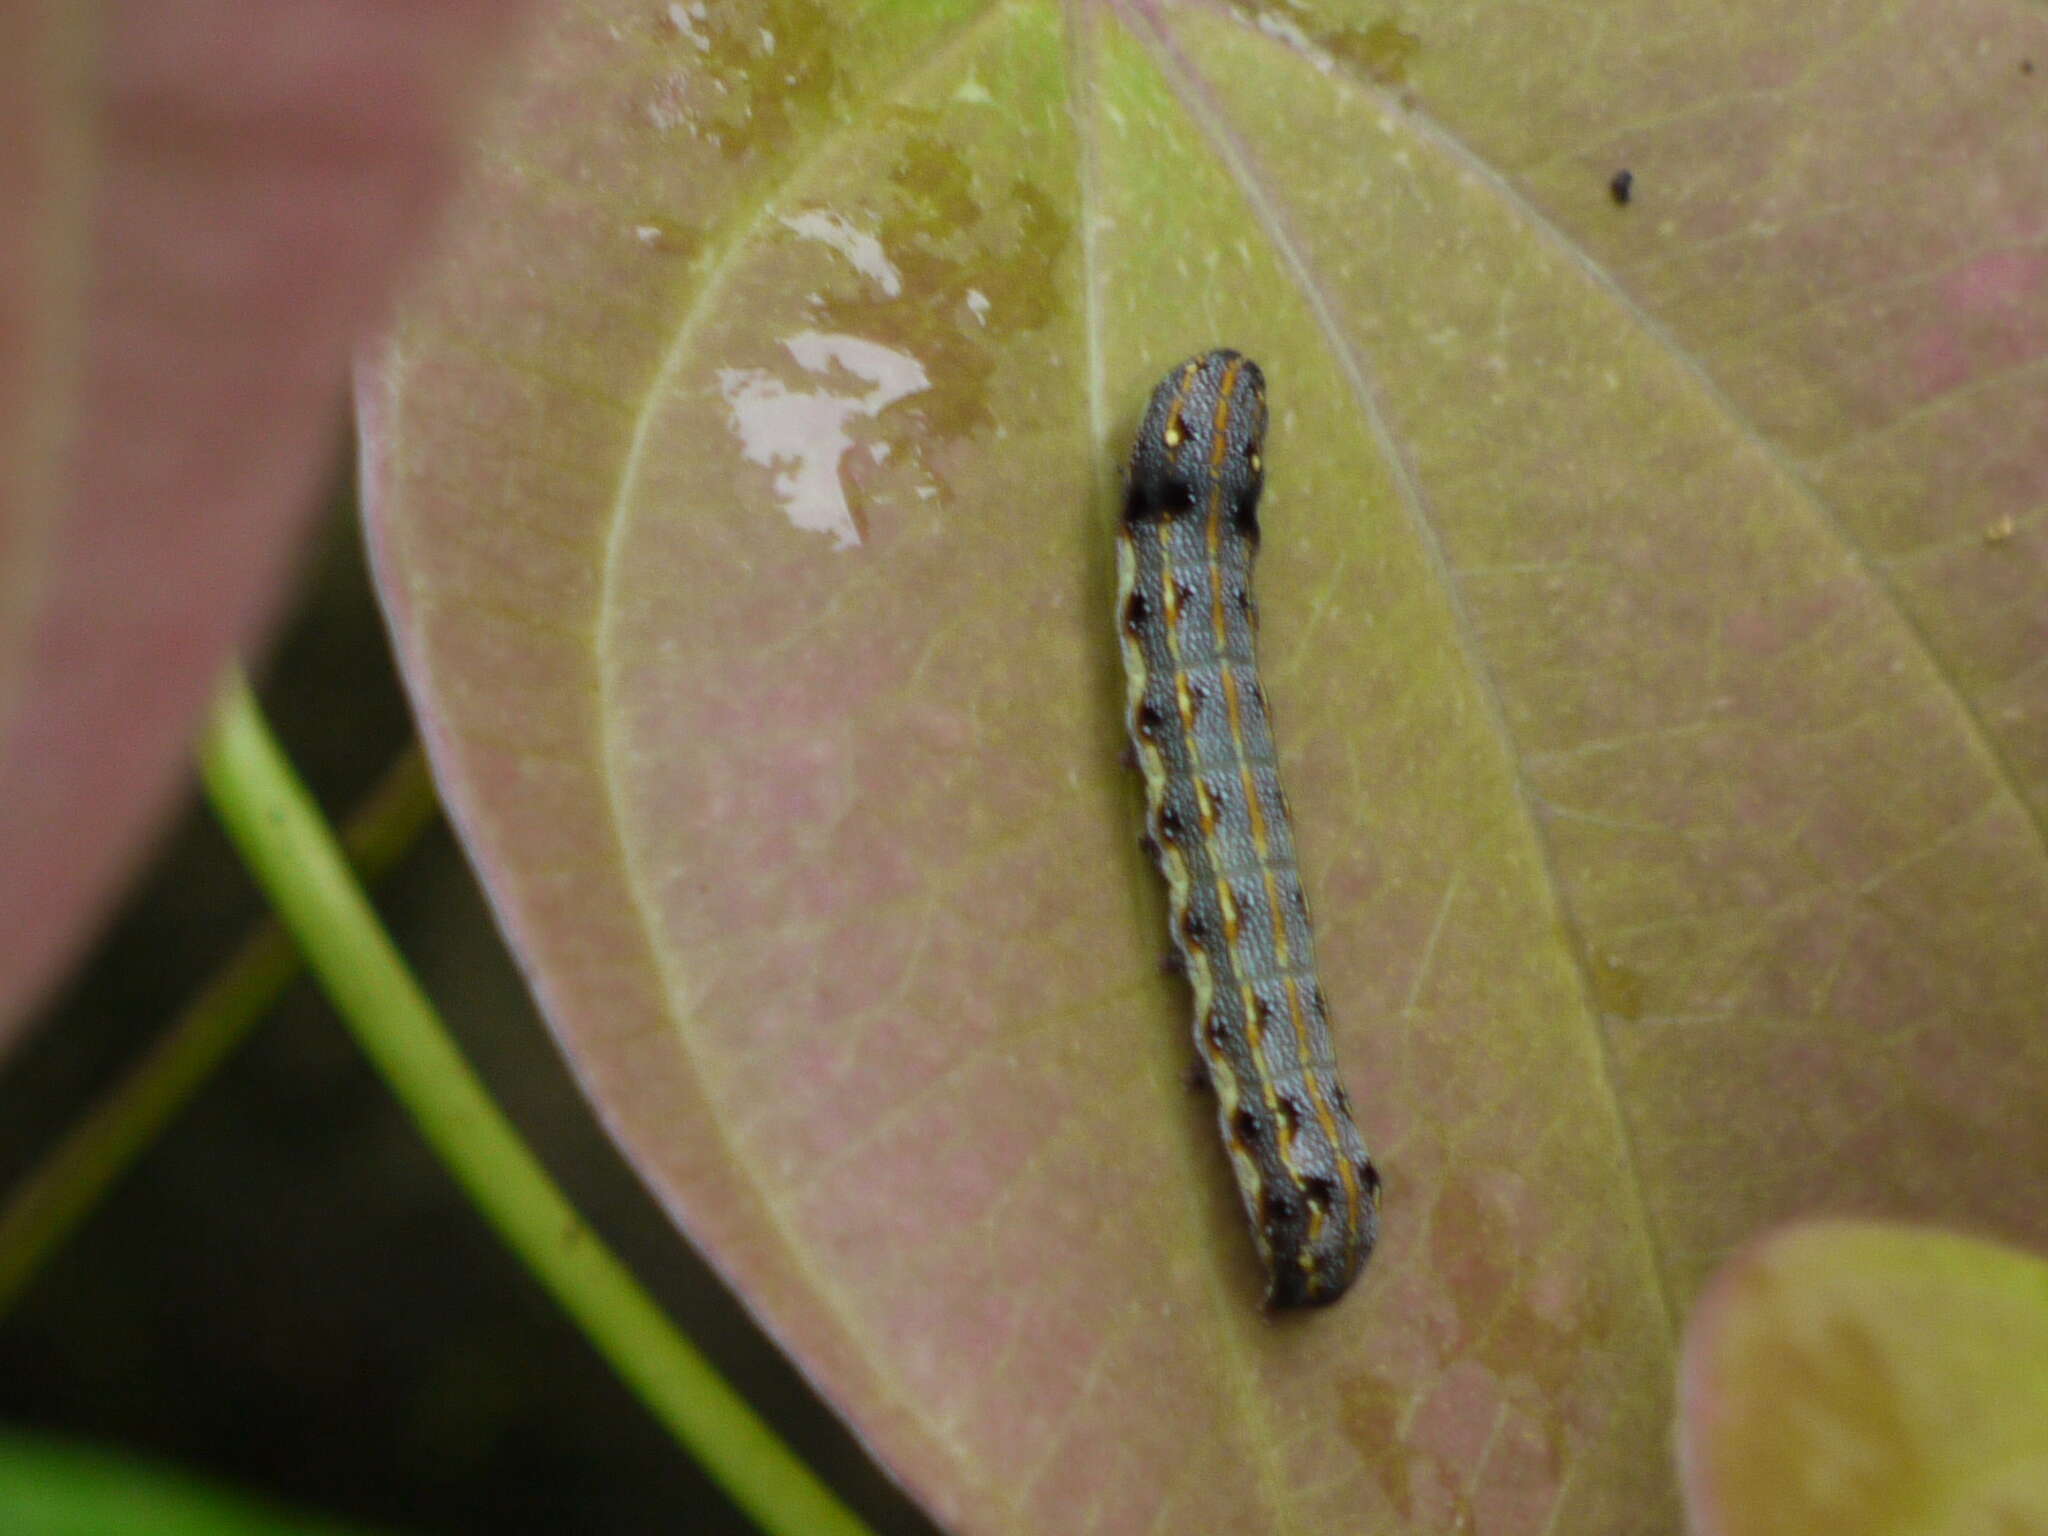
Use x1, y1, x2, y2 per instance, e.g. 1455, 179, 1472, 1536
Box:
1123, 349, 1268, 538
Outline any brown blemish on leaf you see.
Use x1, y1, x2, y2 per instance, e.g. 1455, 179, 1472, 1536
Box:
1326, 17, 1423, 87
636, 0, 843, 164
807, 121, 1072, 444
630, 216, 698, 258
1588, 952, 1648, 1020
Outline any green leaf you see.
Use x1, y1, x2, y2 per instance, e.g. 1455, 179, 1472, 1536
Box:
1678, 1221, 2048, 1536
359, 1, 2048, 1527
0, 1428, 390, 1536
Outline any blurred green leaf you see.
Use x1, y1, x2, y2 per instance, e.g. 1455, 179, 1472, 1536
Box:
0, 1428, 389, 1536
1679, 1221, 2048, 1536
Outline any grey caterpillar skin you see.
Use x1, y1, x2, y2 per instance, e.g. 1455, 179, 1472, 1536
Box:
1117, 349, 1381, 1308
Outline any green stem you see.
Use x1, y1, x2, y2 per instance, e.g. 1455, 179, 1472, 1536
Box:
0, 746, 437, 1319
196, 673, 876, 1536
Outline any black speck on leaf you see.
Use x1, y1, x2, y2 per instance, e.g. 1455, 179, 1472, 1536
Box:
1609, 168, 1634, 206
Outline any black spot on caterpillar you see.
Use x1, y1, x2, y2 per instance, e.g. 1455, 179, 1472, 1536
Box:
1116, 349, 1380, 1309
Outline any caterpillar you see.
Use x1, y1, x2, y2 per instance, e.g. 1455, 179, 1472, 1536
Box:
1117, 349, 1381, 1309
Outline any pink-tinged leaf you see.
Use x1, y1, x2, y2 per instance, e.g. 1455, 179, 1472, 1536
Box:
359, 0, 2048, 1529
0, 0, 529, 1038
1679, 1221, 2048, 1536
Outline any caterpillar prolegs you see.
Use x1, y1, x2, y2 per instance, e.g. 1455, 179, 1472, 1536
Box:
1117, 350, 1381, 1309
